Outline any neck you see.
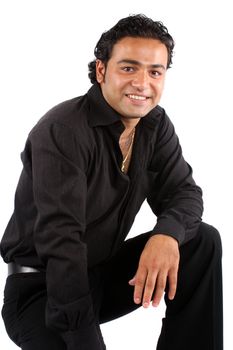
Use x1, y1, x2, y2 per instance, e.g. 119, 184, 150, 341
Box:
121, 117, 140, 133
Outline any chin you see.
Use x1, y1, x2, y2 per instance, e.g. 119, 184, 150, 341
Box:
121, 114, 146, 120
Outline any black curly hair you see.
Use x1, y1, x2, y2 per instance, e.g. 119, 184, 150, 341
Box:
88, 14, 175, 84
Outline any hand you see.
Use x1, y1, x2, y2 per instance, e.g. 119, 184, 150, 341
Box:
129, 234, 180, 308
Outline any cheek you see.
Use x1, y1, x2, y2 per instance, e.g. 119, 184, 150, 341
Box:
105, 75, 121, 93
153, 81, 165, 95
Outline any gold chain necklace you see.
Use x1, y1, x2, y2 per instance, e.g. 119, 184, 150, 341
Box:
121, 128, 135, 173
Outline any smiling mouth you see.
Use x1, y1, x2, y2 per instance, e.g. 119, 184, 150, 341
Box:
126, 94, 149, 101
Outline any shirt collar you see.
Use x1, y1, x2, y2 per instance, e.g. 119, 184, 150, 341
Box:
87, 83, 121, 127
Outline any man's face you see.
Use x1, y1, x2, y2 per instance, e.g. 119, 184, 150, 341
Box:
96, 37, 168, 120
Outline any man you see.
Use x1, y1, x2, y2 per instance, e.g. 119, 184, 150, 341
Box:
1, 14, 223, 350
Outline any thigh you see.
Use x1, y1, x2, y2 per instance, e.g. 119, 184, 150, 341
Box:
2, 272, 66, 350
99, 231, 152, 323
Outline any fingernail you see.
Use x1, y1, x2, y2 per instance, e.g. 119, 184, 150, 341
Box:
135, 298, 140, 304
129, 277, 135, 285
143, 302, 149, 308
152, 302, 159, 307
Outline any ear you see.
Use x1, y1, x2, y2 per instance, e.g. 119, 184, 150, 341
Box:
96, 60, 106, 83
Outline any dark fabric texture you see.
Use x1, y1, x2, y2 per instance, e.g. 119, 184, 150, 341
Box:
1, 83, 203, 347
1, 223, 223, 350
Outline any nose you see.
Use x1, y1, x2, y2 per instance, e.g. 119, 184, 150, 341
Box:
131, 70, 149, 90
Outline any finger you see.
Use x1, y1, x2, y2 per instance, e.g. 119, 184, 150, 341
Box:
168, 268, 178, 300
141, 271, 158, 308
133, 267, 147, 305
152, 272, 167, 307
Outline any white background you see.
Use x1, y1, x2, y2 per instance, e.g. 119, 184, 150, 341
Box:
0, 0, 232, 349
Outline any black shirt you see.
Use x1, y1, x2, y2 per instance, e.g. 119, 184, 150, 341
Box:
0, 83, 203, 347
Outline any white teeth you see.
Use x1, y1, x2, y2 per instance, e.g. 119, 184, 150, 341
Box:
127, 94, 147, 101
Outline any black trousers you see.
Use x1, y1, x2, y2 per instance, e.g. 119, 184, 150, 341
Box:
1, 222, 223, 350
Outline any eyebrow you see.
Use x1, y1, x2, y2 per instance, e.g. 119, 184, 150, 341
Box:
117, 59, 166, 70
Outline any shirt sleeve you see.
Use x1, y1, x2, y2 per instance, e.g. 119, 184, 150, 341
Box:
147, 111, 203, 245
28, 121, 104, 349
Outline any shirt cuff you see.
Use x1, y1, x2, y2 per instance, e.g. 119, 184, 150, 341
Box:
151, 215, 186, 245
61, 323, 106, 350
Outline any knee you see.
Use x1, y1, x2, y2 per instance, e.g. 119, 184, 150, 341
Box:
197, 222, 222, 258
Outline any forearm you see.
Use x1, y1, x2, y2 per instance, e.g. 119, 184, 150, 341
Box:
147, 112, 203, 244
30, 121, 103, 347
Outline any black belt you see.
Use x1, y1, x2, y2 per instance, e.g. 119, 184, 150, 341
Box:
8, 262, 41, 276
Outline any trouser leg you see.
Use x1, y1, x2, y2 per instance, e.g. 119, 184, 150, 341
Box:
156, 222, 223, 350
99, 231, 150, 323
1, 263, 107, 350
1, 273, 66, 350
2, 269, 106, 350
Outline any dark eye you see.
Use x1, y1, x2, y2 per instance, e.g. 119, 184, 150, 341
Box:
122, 67, 134, 72
151, 70, 161, 78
